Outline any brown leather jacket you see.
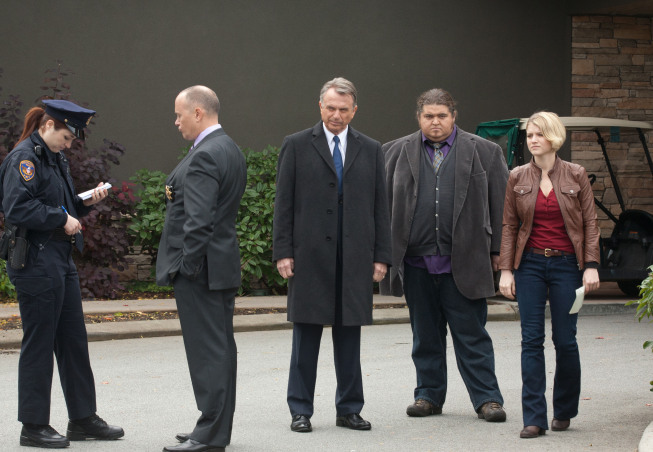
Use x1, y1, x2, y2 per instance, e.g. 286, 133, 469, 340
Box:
499, 156, 600, 271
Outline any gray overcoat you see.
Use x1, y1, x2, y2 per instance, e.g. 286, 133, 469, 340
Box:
380, 128, 508, 300
273, 122, 392, 326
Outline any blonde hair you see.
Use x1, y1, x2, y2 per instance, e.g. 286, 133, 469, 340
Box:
526, 111, 566, 151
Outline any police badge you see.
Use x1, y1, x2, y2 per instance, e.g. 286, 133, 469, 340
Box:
165, 185, 175, 201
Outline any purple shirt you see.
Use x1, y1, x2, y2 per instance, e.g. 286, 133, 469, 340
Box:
193, 123, 222, 149
404, 126, 458, 274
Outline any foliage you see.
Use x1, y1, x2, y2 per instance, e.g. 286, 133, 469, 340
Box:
0, 62, 136, 299
123, 280, 174, 298
237, 145, 286, 295
625, 264, 653, 391
0, 69, 23, 159
128, 168, 168, 271
0, 259, 15, 299
125, 145, 285, 296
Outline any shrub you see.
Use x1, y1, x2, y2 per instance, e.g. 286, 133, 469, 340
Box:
0, 62, 136, 300
0, 259, 15, 299
626, 264, 653, 391
0, 69, 20, 299
128, 168, 168, 272
126, 145, 287, 296
237, 145, 286, 295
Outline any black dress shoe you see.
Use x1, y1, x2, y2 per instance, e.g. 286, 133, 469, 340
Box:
176, 433, 190, 442
66, 414, 124, 440
163, 439, 225, 451
20, 424, 70, 448
336, 413, 371, 430
290, 414, 312, 432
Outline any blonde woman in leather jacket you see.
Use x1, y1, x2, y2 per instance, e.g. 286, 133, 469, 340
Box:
498, 111, 600, 439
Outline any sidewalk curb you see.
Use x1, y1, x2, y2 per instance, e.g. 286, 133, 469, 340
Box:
3, 301, 637, 350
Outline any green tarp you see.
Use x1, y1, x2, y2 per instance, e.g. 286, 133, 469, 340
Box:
475, 118, 521, 167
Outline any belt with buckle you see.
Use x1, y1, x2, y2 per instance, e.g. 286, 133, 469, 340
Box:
51, 228, 76, 243
526, 247, 573, 257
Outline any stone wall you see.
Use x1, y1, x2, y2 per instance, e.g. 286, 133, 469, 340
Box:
571, 15, 653, 235
120, 246, 155, 282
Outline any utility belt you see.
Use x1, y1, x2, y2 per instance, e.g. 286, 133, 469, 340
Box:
0, 222, 29, 269
0, 224, 77, 270
51, 228, 76, 243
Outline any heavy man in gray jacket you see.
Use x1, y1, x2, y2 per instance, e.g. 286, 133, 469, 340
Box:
381, 88, 508, 423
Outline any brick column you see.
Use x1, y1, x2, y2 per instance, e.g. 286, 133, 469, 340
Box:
571, 15, 653, 235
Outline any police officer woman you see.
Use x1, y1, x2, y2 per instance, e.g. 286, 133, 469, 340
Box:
0, 100, 124, 448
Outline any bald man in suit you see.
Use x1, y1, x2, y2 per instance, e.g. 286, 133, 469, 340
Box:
157, 86, 247, 452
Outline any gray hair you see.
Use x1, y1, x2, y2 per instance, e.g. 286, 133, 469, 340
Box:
416, 88, 456, 118
319, 77, 357, 107
179, 85, 220, 117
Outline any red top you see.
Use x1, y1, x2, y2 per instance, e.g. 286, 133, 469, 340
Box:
526, 188, 575, 253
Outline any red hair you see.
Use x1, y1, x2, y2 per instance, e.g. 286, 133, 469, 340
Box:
13, 107, 67, 149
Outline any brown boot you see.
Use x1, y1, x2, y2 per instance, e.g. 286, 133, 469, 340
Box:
406, 399, 442, 417
520, 425, 546, 438
477, 402, 507, 422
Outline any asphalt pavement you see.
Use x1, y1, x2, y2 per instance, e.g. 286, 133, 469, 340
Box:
0, 282, 651, 450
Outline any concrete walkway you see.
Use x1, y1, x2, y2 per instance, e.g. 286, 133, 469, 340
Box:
0, 282, 636, 349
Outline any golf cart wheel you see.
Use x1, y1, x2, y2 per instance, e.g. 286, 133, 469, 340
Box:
617, 280, 641, 298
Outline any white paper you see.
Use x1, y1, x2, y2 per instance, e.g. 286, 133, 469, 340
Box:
569, 286, 585, 314
78, 183, 112, 200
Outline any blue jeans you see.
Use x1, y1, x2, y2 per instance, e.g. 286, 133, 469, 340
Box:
403, 265, 503, 411
515, 252, 582, 430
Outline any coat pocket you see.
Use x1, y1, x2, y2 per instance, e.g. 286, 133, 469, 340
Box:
13, 276, 55, 298
560, 183, 582, 213
560, 184, 581, 197
513, 184, 532, 196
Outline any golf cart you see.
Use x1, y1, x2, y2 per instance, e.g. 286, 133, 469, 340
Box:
476, 117, 653, 297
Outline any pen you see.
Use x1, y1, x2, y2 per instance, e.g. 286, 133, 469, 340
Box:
61, 205, 68, 214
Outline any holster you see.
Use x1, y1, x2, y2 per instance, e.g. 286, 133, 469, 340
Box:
0, 223, 16, 260
3, 222, 29, 269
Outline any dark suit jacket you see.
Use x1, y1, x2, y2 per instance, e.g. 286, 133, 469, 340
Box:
273, 122, 391, 326
156, 127, 247, 290
380, 128, 508, 300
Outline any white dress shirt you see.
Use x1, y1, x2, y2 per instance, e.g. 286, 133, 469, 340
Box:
322, 123, 348, 164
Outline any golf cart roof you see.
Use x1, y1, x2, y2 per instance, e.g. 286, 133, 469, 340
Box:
518, 116, 653, 131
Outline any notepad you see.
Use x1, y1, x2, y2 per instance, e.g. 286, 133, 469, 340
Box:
78, 183, 112, 200
569, 286, 585, 314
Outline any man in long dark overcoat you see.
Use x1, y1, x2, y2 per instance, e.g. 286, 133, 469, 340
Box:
273, 77, 391, 433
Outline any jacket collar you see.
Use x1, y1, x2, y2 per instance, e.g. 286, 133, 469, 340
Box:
528, 154, 561, 176
311, 121, 362, 176
30, 131, 59, 166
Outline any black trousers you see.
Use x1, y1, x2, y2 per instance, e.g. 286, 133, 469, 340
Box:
287, 323, 363, 417
174, 270, 237, 448
287, 194, 364, 418
9, 240, 96, 425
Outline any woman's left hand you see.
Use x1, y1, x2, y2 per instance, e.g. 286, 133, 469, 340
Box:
83, 182, 109, 206
583, 268, 600, 294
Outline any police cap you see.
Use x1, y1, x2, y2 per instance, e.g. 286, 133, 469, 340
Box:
42, 99, 96, 140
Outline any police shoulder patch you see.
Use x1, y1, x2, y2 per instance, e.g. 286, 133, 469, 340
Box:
20, 160, 35, 182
